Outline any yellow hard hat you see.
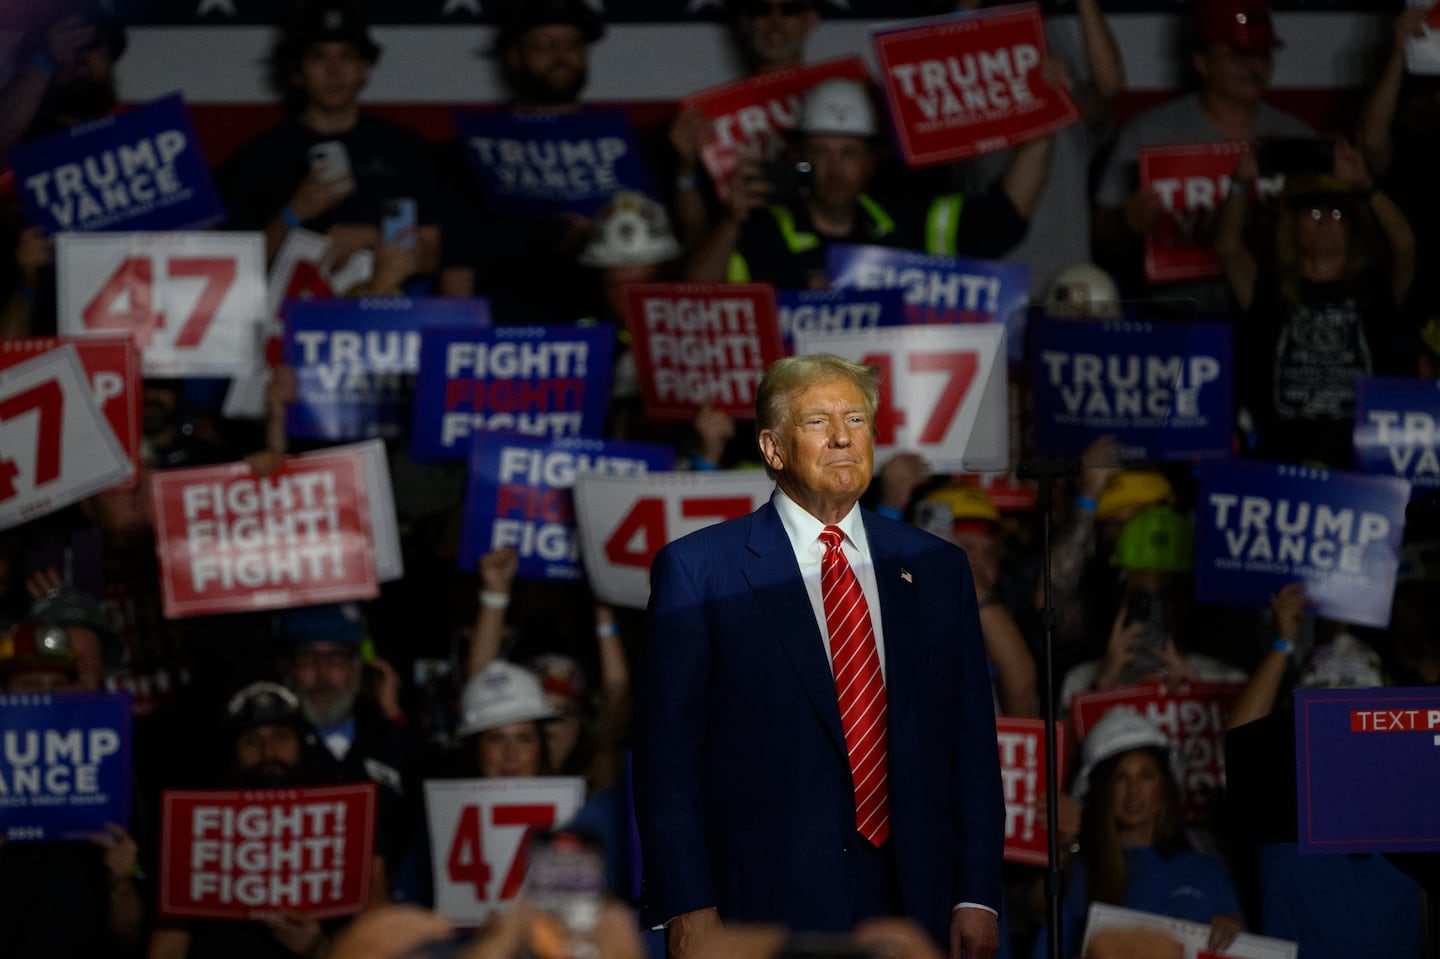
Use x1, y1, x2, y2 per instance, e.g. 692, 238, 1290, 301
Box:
1095, 471, 1174, 520
921, 484, 1001, 524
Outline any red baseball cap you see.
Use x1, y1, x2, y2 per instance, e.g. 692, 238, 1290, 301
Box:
1195, 0, 1283, 52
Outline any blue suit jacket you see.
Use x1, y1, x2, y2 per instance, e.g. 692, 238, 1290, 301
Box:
634, 500, 1004, 945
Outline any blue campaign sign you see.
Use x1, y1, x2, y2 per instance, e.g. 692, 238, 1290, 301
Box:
1354, 376, 1440, 490
1295, 687, 1440, 854
454, 109, 658, 216
825, 243, 1030, 364
1194, 461, 1410, 628
775, 287, 907, 354
10, 94, 223, 235
459, 434, 675, 579
0, 691, 132, 842
410, 323, 615, 461
283, 298, 490, 441
1030, 318, 1233, 461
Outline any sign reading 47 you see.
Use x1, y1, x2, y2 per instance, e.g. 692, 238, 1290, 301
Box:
0, 345, 132, 531
57, 232, 266, 377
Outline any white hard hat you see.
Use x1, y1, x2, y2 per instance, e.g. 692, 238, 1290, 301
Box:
1072, 707, 1176, 798
457, 661, 560, 738
798, 79, 878, 137
1043, 263, 1122, 319
578, 191, 682, 269
1297, 633, 1385, 690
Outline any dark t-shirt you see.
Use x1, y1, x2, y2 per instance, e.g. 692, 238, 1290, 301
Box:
1241, 271, 1408, 467
731, 186, 1028, 290
0, 842, 114, 957
218, 114, 439, 233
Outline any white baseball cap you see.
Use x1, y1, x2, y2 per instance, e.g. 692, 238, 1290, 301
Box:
798, 79, 878, 137
457, 661, 561, 738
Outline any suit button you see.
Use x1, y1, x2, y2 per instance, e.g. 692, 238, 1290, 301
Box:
842, 843, 852, 854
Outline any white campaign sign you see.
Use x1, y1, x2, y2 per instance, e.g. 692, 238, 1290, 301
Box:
424, 777, 586, 926
57, 232, 266, 377
793, 324, 1008, 473
1083, 904, 1297, 959
304, 439, 404, 583
267, 227, 374, 318
0, 345, 133, 531
574, 470, 776, 608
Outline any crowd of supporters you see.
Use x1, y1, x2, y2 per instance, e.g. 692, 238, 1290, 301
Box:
0, 0, 1437, 957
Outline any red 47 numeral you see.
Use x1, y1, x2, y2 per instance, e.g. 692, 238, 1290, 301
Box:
82, 256, 236, 349
604, 496, 755, 569
862, 350, 978, 446
445, 803, 557, 902
0, 380, 64, 501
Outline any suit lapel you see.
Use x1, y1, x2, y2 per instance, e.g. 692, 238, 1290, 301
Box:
742, 501, 848, 758
864, 512, 920, 738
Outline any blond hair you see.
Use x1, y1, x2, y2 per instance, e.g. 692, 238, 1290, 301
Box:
754, 355, 879, 477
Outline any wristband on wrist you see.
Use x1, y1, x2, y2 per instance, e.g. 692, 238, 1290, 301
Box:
280, 205, 303, 229
1272, 636, 1295, 655
676, 173, 699, 191
479, 590, 510, 610
596, 621, 618, 639
1074, 494, 1097, 513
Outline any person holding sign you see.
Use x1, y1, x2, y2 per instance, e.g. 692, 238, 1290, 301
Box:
636, 355, 1005, 958
220, 0, 439, 278
1216, 143, 1416, 468
1093, 0, 1309, 305
687, 78, 1051, 290
1033, 710, 1243, 959
149, 681, 385, 959
0, 620, 144, 955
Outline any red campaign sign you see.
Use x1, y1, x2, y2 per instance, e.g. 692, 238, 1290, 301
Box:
622, 283, 785, 421
1139, 142, 1248, 284
149, 449, 379, 619
158, 784, 377, 920
1071, 682, 1243, 821
873, 4, 1079, 168
996, 717, 1065, 867
681, 57, 871, 201
0, 336, 141, 483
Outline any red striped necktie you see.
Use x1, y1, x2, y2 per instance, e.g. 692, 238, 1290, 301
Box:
818, 525, 890, 847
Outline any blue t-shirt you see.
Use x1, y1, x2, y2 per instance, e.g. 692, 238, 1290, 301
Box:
1033, 846, 1241, 958
1258, 842, 1421, 959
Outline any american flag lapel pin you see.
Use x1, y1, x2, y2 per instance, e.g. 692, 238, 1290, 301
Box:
900, 568, 913, 583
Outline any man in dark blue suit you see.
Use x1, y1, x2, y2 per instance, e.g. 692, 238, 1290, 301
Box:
635, 354, 1004, 959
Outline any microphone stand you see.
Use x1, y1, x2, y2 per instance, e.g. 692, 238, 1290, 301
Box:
1017, 457, 1079, 959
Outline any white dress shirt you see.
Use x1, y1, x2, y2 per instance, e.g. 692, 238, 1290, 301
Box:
772, 489, 886, 683
771, 490, 995, 919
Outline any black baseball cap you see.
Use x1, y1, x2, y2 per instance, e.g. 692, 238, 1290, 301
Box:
492, 0, 604, 53
278, 0, 381, 65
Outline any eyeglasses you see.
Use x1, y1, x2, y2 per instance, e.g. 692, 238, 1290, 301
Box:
741, 1, 811, 17
1307, 206, 1344, 222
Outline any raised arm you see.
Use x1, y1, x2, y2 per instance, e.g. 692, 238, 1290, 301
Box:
1358, 8, 1427, 177
1214, 147, 1259, 312
1075, 0, 1126, 128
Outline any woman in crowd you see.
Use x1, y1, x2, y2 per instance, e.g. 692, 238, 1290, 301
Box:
1034, 710, 1243, 957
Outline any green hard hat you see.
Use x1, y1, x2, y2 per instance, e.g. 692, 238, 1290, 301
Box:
1113, 505, 1194, 573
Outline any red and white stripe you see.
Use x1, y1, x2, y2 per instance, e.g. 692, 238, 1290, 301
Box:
819, 525, 889, 847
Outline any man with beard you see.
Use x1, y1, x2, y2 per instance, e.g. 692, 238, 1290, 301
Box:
148, 681, 388, 959
219, 0, 440, 279
436, 0, 615, 322
281, 604, 416, 893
